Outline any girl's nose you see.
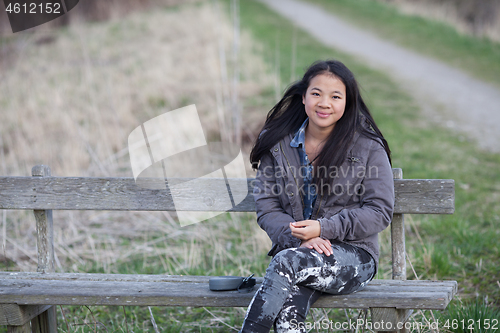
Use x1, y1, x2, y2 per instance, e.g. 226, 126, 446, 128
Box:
318, 97, 330, 108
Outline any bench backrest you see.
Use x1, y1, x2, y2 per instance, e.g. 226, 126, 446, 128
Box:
0, 165, 454, 279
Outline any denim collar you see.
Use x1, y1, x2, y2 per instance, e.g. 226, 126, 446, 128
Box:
290, 118, 308, 149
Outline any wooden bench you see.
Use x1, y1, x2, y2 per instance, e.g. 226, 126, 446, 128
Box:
0, 165, 457, 333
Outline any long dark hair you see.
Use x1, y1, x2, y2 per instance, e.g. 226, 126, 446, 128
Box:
250, 60, 391, 186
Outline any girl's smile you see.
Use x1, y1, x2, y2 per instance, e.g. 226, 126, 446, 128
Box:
316, 111, 331, 118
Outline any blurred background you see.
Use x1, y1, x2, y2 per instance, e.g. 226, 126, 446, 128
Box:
0, 0, 499, 331
381, 0, 500, 41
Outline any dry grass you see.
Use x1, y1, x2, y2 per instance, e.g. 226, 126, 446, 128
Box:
0, 1, 274, 273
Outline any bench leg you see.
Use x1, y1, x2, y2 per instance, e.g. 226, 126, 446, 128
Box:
30, 307, 57, 333
31, 167, 57, 333
1, 304, 53, 333
371, 308, 412, 333
7, 323, 31, 333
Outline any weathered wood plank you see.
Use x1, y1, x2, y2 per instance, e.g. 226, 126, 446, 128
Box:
0, 275, 455, 299
30, 165, 57, 333
392, 168, 403, 180
0, 177, 454, 214
0, 272, 234, 284
393, 179, 454, 214
0, 272, 458, 293
391, 214, 406, 280
34, 209, 54, 274
30, 306, 56, 333
391, 168, 406, 282
0, 277, 457, 310
370, 308, 412, 333
0, 304, 52, 325
6, 323, 30, 333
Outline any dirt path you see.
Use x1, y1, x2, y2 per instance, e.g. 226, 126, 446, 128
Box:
260, 0, 500, 153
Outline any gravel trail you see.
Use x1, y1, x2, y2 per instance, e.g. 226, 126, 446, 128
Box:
260, 0, 500, 152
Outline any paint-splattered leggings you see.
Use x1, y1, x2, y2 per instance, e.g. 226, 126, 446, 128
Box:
239, 241, 375, 333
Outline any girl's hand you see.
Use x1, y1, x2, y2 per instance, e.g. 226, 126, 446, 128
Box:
300, 237, 332, 256
290, 220, 321, 241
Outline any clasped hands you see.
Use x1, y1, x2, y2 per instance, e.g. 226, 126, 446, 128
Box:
290, 220, 332, 256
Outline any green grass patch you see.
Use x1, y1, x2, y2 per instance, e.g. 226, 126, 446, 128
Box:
307, 0, 500, 88
55, 305, 244, 333
437, 298, 500, 333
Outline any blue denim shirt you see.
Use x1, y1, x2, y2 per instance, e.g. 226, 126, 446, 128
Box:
290, 118, 317, 219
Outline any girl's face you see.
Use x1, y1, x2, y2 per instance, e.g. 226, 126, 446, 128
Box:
302, 73, 346, 134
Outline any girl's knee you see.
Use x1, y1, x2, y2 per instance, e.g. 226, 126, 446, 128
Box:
272, 247, 298, 263
272, 247, 315, 265
269, 247, 309, 275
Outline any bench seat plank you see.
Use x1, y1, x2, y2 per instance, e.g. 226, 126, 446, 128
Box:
0, 273, 457, 310
0, 177, 455, 214
0, 272, 458, 290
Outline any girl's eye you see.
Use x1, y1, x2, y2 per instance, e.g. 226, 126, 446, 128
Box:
312, 92, 320, 96
333, 96, 341, 99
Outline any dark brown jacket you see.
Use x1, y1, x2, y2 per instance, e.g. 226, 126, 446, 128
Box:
252, 129, 394, 270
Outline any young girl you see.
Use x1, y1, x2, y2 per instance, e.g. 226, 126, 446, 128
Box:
240, 60, 394, 333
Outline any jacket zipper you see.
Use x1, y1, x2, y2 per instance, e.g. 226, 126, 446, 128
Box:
279, 141, 305, 209
313, 192, 323, 220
